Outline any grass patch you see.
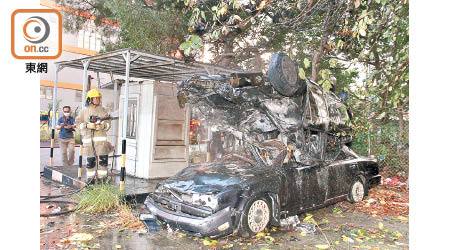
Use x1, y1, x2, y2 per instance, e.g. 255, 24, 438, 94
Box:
74, 183, 123, 214
73, 183, 146, 231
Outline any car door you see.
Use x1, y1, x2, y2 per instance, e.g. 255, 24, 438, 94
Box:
282, 163, 327, 212
324, 159, 354, 202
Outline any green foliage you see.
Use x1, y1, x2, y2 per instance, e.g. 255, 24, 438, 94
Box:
40, 129, 51, 141
74, 132, 81, 144
180, 34, 203, 56
57, 0, 188, 55
318, 69, 333, 92
74, 183, 123, 214
56, 0, 409, 176
47, 99, 61, 112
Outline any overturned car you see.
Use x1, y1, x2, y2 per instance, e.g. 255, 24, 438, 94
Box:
144, 53, 381, 238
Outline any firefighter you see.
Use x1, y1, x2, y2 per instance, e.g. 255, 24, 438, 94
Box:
76, 89, 111, 184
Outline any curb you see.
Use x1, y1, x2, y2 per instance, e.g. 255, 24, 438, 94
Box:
42, 166, 86, 189
41, 165, 152, 203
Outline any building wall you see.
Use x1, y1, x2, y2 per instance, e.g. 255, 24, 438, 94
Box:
40, 87, 81, 111
39, 1, 117, 119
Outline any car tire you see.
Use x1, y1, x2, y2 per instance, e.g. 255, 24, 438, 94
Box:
347, 178, 366, 203
238, 196, 271, 238
267, 53, 302, 97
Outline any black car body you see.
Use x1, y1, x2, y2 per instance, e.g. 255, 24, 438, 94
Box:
144, 53, 381, 238
144, 146, 380, 238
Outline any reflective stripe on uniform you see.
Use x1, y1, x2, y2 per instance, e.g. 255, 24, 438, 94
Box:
82, 137, 108, 143
97, 169, 108, 177
86, 171, 96, 177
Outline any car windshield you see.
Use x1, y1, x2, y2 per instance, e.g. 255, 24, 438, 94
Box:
214, 136, 287, 168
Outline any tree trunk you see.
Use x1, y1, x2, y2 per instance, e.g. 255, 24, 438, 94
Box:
253, 51, 263, 71
217, 35, 235, 67
311, 31, 330, 82
398, 105, 404, 140
246, 46, 263, 71
311, 4, 334, 82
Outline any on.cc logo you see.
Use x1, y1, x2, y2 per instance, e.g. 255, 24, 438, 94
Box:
11, 9, 62, 59
23, 16, 50, 44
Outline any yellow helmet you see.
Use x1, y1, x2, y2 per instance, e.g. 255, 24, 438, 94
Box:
85, 89, 102, 106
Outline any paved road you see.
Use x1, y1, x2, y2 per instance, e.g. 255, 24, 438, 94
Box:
40, 143, 81, 171
39, 182, 410, 250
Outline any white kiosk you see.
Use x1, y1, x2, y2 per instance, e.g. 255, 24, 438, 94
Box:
52, 48, 236, 183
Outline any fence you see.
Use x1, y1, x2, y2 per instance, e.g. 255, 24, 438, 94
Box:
352, 120, 409, 180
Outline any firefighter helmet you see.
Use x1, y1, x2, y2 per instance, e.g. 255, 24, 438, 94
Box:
85, 89, 102, 106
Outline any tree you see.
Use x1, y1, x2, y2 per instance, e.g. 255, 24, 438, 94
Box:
332, 0, 409, 130
57, 0, 188, 55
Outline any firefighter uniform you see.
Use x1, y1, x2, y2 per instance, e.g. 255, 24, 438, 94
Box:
76, 90, 112, 183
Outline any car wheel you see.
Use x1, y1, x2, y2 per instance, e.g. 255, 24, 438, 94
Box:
267, 53, 302, 96
347, 178, 366, 203
238, 197, 271, 237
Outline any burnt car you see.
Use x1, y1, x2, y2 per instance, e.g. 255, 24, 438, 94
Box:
143, 53, 381, 238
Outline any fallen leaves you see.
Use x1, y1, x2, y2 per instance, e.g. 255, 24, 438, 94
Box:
68, 233, 94, 242
256, 232, 266, 238
396, 216, 408, 221
223, 243, 234, 248
177, 232, 187, 237
354, 187, 409, 216
332, 207, 343, 215
342, 235, 354, 243
203, 237, 218, 246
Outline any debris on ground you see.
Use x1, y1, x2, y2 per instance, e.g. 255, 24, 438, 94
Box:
280, 215, 301, 230
297, 223, 316, 234
140, 218, 163, 232
280, 215, 316, 233
51, 207, 61, 214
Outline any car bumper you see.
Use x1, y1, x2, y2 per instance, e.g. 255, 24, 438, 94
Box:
369, 174, 382, 186
144, 195, 234, 238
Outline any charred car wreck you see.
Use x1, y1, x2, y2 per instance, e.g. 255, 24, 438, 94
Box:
144, 53, 381, 238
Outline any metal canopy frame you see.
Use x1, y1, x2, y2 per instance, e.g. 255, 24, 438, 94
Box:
50, 48, 240, 190
55, 48, 238, 82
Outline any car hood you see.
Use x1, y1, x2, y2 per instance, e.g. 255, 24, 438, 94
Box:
161, 161, 263, 194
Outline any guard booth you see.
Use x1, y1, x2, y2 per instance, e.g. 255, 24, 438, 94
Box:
101, 79, 190, 179
52, 48, 236, 180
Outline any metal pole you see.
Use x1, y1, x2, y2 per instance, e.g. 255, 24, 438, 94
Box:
113, 80, 118, 148
81, 60, 90, 104
120, 51, 131, 192
50, 64, 60, 167
112, 80, 118, 174
78, 60, 90, 178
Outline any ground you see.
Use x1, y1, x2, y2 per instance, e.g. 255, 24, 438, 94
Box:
40, 176, 408, 250
41, 146, 408, 250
